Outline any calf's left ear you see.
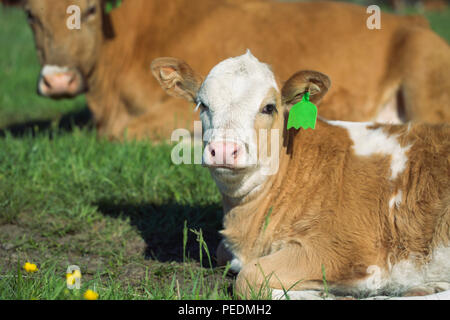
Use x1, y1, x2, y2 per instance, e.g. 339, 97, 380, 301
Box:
281, 70, 331, 108
151, 57, 203, 103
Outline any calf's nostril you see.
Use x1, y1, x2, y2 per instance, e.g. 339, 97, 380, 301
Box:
68, 73, 76, 85
43, 76, 52, 89
211, 149, 216, 157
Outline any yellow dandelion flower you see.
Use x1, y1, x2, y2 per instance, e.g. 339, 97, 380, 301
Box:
66, 269, 82, 286
84, 289, 99, 300
23, 262, 38, 273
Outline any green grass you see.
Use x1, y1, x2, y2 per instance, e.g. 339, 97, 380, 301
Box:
0, 5, 240, 301
425, 10, 450, 40
0, 127, 239, 299
0, 2, 449, 300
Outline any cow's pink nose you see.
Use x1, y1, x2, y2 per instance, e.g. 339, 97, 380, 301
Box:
207, 141, 242, 166
39, 71, 79, 97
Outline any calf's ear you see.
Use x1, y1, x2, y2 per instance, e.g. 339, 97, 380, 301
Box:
281, 70, 331, 109
151, 57, 203, 103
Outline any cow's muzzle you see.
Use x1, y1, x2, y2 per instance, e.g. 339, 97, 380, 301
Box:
38, 65, 85, 98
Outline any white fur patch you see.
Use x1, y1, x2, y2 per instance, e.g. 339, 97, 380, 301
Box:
41, 65, 69, 76
374, 99, 402, 124
272, 289, 329, 300
230, 257, 243, 273
354, 246, 450, 296
389, 190, 403, 209
327, 121, 411, 180
385, 289, 450, 300
210, 166, 269, 198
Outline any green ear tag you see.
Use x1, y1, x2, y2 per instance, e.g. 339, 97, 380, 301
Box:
287, 92, 318, 130
105, 0, 122, 14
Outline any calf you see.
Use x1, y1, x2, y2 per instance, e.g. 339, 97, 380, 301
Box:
152, 52, 450, 298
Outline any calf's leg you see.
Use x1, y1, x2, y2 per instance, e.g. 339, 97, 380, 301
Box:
235, 246, 326, 299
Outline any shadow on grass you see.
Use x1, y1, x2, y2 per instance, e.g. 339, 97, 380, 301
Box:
0, 107, 93, 138
96, 200, 224, 266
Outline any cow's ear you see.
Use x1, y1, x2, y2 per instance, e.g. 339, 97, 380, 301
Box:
281, 71, 331, 110
151, 57, 202, 103
101, 0, 116, 39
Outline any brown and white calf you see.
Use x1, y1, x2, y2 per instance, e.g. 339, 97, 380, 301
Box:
152, 52, 450, 299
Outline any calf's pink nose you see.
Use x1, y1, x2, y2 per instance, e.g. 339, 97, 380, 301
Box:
207, 141, 242, 166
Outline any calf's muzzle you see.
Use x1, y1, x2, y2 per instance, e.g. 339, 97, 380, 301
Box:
204, 141, 244, 168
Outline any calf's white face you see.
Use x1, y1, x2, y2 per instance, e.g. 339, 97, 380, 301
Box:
151, 51, 331, 198
197, 52, 280, 171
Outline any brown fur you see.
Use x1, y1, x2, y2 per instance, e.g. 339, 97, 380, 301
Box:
23, 0, 450, 140
227, 117, 450, 298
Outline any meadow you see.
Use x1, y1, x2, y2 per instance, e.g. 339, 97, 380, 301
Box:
0, 3, 449, 300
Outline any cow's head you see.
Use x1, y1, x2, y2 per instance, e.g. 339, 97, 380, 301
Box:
152, 51, 330, 198
22, 0, 115, 98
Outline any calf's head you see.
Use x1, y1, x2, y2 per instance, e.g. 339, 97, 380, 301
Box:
23, 0, 113, 98
152, 51, 330, 197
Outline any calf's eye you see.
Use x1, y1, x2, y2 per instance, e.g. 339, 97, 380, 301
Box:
85, 5, 97, 18
200, 103, 209, 112
261, 104, 277, 115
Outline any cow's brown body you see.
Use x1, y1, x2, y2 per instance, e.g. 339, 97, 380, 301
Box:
24, 0, 450, 140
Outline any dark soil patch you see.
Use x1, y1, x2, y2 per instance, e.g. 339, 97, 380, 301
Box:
96, 200, 224, 265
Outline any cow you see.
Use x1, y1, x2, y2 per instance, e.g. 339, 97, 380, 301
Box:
151, 51, 450, 299
21, 0, 450, 140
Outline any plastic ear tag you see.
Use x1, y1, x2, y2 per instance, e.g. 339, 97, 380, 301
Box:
287, 91, 317, 130
105, 0, 122, 14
